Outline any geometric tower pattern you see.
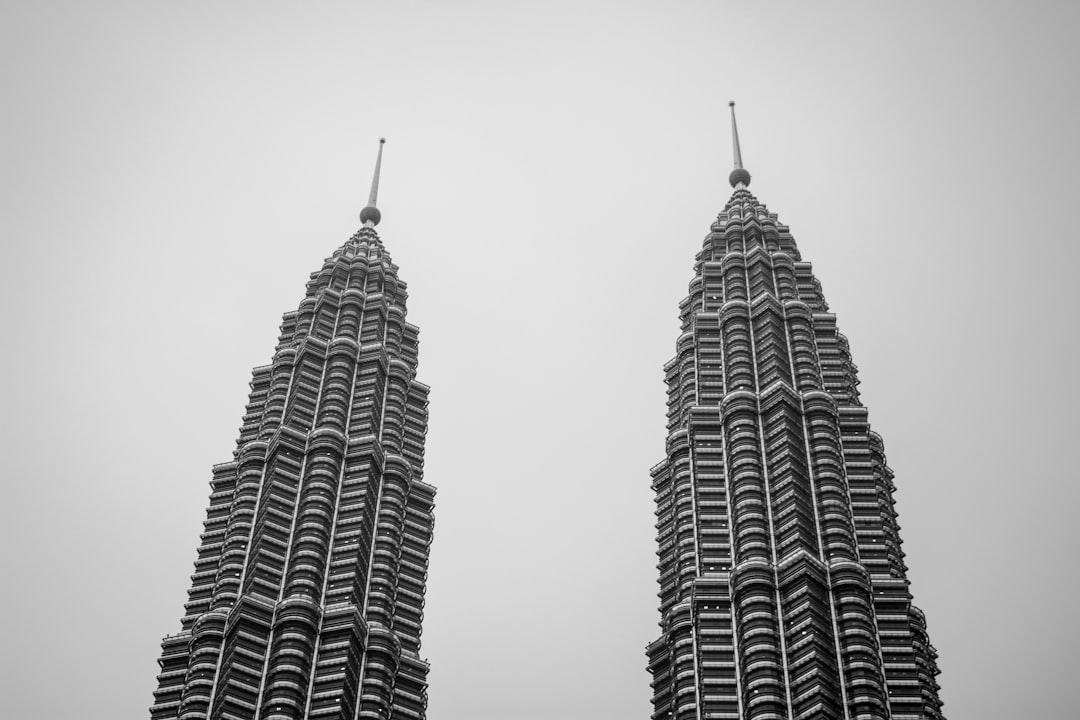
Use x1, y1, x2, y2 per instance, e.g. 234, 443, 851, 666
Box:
646, 107, 943, 720
151, 140, 436, 720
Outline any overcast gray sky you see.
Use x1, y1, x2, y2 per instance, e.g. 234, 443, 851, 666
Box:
3, 2, 1079, 719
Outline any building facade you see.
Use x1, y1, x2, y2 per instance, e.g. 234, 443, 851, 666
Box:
647, 107, 943, 720
151, 141, 436, 720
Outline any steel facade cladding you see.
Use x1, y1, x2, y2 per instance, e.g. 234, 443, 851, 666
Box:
647, 186, 944, 720
151, 225, 435, 720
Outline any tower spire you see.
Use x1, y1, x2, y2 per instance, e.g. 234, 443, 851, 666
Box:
728, 101, 751, 188
360, 138, 386, 227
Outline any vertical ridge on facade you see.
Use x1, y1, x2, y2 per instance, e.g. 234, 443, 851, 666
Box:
647, 174, 944, 719
151, 203, 435, 719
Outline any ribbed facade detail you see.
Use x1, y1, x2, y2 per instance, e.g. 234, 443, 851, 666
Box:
647, 187, 943, 720
151, 226, 435, 720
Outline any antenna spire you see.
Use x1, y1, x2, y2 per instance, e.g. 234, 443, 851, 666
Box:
360, 138, 386, 227
728, 102, 751, 188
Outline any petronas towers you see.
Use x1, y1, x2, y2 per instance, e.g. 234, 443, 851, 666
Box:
646, 106, 943, 719
151, 140, 435, 720
152, 111, 943, 719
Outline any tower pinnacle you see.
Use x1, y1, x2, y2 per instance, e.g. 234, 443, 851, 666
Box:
360, 138, 386, 227
728, 101, 751, 188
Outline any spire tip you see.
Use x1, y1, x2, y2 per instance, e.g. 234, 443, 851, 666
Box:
728, 102, 751, 188
360, 138, 385, 227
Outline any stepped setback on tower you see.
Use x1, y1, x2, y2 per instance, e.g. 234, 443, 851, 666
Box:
646, 106, 943, 720
151, 141, 436, 720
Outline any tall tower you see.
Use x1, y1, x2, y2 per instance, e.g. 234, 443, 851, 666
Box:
151, 140, 436, 720
646, 106, 943, 720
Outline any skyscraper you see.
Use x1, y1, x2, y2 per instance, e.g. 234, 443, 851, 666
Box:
151, 140, 436, 720
646, 106, 943, 720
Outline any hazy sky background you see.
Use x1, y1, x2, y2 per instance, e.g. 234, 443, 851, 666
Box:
3, 2, 1079, 719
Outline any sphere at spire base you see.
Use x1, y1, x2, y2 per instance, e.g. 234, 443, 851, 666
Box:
360, 206, 382, 226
